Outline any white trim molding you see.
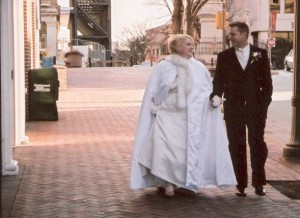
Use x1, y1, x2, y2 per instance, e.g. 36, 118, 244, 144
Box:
14, 0, 29, 146
1, 0, 19, 175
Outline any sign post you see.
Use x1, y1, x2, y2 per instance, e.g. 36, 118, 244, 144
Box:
268, 38, 276, 68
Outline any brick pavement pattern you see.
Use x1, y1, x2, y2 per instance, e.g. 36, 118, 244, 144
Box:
2, 67, 300, 217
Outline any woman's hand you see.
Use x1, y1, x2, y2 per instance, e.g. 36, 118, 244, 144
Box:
169, 82, 177, 90
151, 98, 160, 115
211, 95, 222, 107
151, 102, 160, 115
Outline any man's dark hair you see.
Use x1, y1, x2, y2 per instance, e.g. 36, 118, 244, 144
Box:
229, 22, 250, 37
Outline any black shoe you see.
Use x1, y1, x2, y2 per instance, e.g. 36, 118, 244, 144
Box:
175, 188, 197, 197
236, 187, 247, 197
255, 186, 266, 196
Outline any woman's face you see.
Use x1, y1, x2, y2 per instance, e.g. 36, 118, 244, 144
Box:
178, 38, 194, 59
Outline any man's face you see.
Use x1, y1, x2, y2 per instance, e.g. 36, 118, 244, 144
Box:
228, 26, 248, 48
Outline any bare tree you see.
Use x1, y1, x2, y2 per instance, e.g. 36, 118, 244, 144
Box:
114, 0, 211, 65
114, 25, 149, 66
172, 0, 184, 34
144, 0, 210, 35
185, 0, 209, 36
151, 0, 209, 38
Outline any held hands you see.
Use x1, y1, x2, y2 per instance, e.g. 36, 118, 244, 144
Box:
211, 95, 223, 108
151, 103, 160, 114
151, 98, 160, 115
169, 81, 177, 90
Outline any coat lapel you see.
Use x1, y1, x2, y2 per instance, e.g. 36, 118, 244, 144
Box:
227, 47, 244, 72
244, 45, 256, 72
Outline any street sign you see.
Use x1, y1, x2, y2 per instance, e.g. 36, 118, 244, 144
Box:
268, 38, 276, 47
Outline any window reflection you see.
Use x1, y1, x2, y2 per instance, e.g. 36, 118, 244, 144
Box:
285, 0, 294, 13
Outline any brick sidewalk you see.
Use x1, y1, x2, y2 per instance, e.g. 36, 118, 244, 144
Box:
2, 67, 300, 217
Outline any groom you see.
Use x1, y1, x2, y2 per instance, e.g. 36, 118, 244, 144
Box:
210, 21, 273, 197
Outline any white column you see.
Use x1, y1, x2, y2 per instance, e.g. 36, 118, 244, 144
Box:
13, 0, 29, 146
1, 0, 19, 175
280, 0, 285, 14
46, 20, 58, 56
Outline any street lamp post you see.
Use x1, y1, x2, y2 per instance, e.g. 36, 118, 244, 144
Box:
283, 0, 300, 161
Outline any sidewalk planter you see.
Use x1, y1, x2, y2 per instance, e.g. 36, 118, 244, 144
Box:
64, 50, 83, 68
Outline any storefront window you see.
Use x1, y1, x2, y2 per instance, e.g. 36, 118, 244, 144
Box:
270, 0, 280, 13
285, 0, 294, 13
270, 32, 293, 69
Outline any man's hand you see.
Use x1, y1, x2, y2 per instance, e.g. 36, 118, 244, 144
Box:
211, 95, 222, 108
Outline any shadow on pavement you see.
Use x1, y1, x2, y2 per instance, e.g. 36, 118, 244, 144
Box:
268, 180, 300, 199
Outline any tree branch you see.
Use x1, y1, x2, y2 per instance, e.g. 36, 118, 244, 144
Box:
192, 0, 209, 17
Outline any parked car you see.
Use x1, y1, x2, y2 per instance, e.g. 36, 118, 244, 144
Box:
284, 49, 293, 71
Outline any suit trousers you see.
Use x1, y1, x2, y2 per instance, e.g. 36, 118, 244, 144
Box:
225, 112, 268, 188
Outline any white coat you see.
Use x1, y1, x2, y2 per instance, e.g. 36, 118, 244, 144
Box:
130, 55, 237, 192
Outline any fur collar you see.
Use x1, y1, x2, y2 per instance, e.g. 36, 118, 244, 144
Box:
168, 54, 193, 109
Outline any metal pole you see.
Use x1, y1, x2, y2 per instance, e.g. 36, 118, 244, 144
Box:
222, 1, 226, 51
268, 11, 272, 68
283, 0, 300, 161
0, 0, 2, 175
71, 0, 78, 44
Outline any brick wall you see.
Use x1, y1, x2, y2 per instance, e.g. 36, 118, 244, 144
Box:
32, 1, 36, 68
24, 0, 37, 121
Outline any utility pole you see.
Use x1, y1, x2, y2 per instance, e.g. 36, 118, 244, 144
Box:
215, 0, 228, 51
221, 0, 227, 51
283, 0, 300, 161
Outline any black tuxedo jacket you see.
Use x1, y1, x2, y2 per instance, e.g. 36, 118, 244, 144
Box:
210, 44, 273, 120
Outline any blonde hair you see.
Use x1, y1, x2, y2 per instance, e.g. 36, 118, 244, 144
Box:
168, 34, 194, 54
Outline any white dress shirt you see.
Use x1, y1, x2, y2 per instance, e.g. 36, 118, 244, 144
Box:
235, 44, 250, 70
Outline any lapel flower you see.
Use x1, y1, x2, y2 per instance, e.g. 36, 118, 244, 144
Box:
251, 51, 262, 64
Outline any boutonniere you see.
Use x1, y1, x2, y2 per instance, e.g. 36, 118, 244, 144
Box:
251, 51, 262, 64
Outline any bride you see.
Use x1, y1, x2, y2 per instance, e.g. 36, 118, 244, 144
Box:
130, 34, 236, 197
